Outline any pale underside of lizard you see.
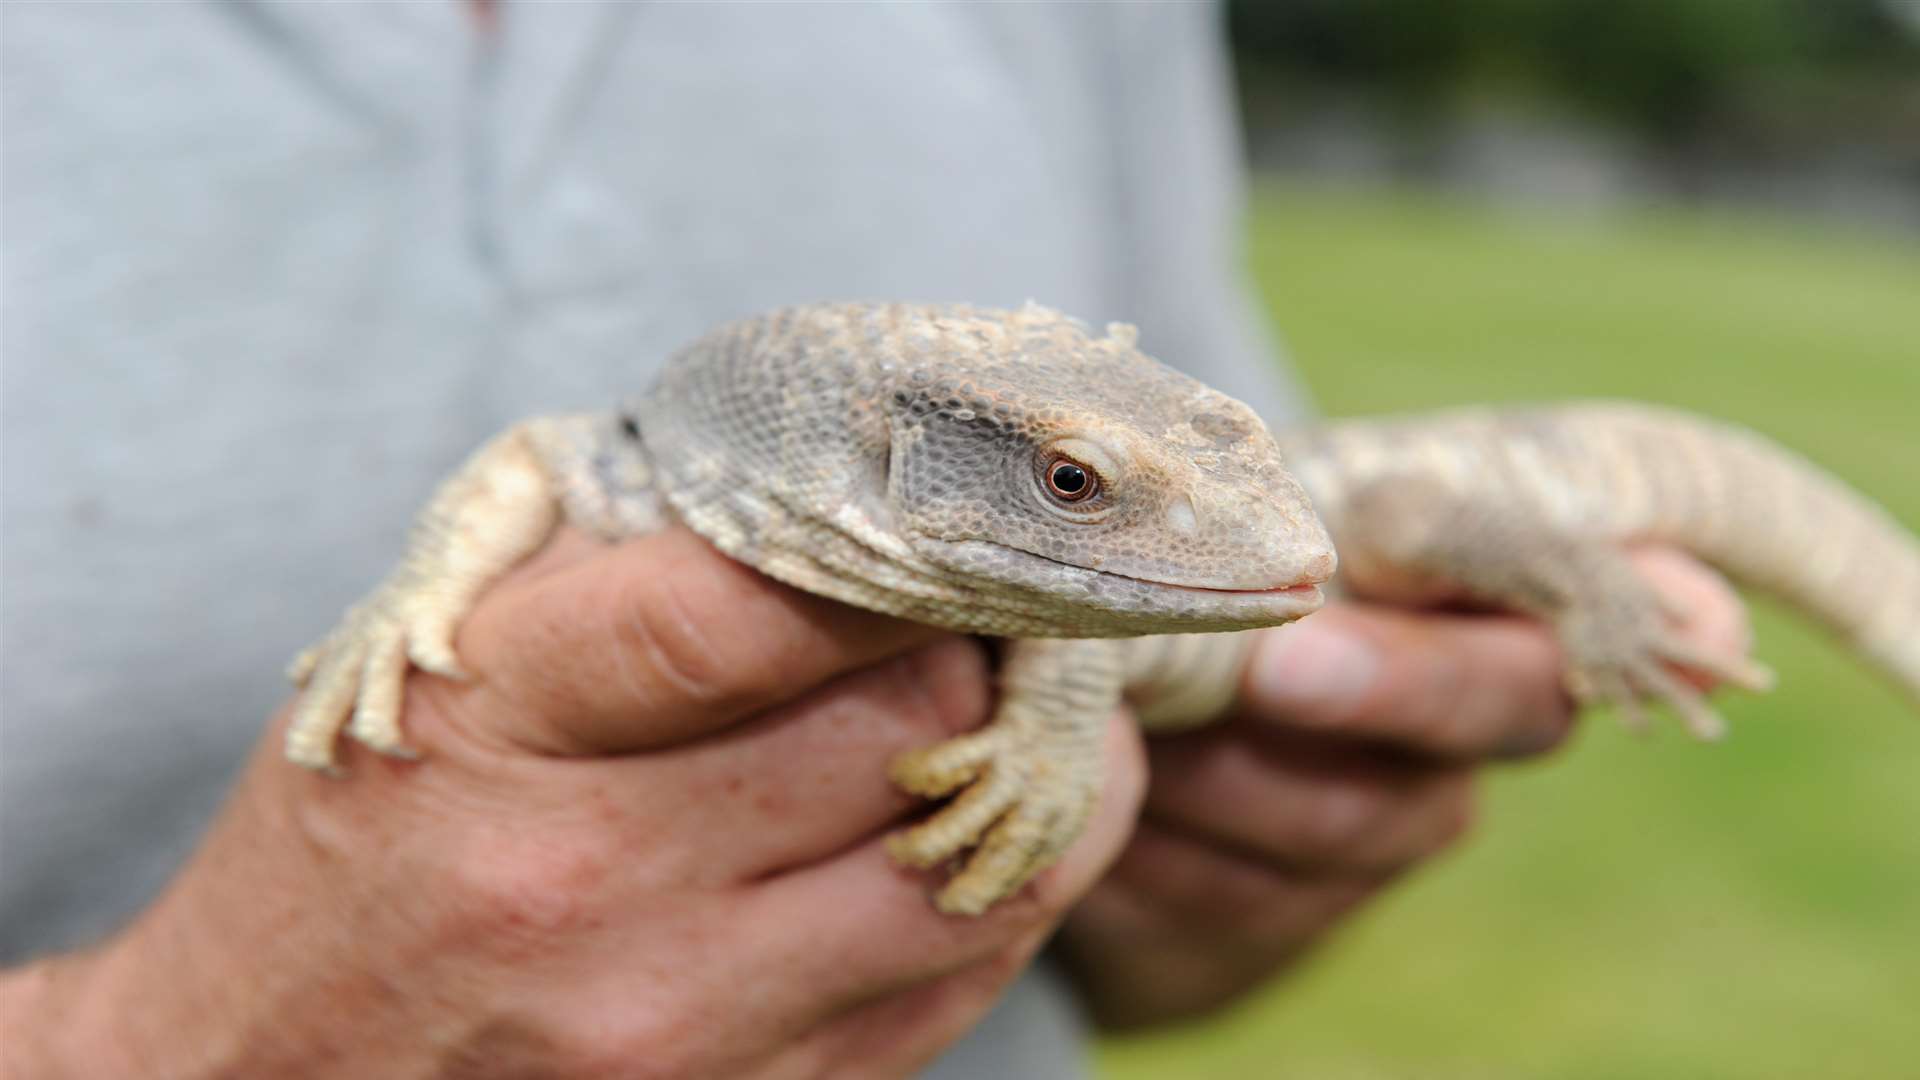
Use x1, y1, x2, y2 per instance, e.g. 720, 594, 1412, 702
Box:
284, 301, 1920, 916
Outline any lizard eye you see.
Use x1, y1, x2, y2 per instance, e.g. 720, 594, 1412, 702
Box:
1043, 457, 1098, 503
1030, 438, 1118, 518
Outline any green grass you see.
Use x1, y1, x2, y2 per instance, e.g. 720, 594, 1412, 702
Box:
1097, 183, 1920, 1080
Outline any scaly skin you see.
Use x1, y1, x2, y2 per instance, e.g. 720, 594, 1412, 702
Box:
1279, 404, 1920, 733
284, 303, 1918, 915
287, 303, 1335, 914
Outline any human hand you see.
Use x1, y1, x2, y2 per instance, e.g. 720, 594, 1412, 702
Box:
1058, 547, 1751, 1029
1, 527, 1146, 1079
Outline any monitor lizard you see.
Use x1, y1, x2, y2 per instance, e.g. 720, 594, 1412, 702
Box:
282, 301, 1919, 916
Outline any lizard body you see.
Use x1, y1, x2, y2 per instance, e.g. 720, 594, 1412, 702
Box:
1281, 405, 1920, 732
284, 302, 1918, 915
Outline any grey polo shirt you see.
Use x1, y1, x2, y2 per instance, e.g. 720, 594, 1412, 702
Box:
1, 3, 1301, 1075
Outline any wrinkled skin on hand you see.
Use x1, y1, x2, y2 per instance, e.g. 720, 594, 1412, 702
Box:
2, 527, 1145, 1080
3, 535, 1748, 1072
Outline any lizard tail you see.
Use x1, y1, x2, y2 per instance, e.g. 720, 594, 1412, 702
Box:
1553, 404, 1920, 704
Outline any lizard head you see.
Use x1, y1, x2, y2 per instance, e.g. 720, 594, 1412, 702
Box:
883, 303, 1335, 636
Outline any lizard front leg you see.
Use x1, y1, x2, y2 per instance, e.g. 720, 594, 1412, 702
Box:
887, 638, 1123, 916
1337, 476, 1774, 738
284, 412, 660, 771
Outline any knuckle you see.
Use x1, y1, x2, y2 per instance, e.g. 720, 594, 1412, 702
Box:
608, 568, 740, 711
439, 1012, 637, 1080
1292, 784, 1390, 862
495, 1005, 700, 1080
901, 639, 994, 736
1187, 857, 1302, 927
589, 1011, 710, 1080
1348, 773, 1478, 871
444, 829, 617, 945
1238, 876, 1369, 947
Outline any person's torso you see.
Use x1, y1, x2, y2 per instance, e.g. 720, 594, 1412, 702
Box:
2, 6, 1280, 1073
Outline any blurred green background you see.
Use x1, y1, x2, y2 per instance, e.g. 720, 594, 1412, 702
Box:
1098, 2, 1919, 1074
1096, 181, 1920, 1080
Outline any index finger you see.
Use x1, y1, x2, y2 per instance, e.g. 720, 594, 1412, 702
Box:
448, 525, 950, 755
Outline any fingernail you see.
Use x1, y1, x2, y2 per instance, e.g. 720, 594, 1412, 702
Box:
1249, 621, 1381, 721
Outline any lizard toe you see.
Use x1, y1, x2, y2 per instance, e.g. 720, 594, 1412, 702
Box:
1571, 666, 1649, 734
933, 775, 1094, 916
1630, 658, 1727, 741
1556, 574, 1765, 741
890, 639, 1118, 916
887, 762, 1024, 869
401, 600, 471, 681
285, 644, 322, 688
346, 629, 420, 759
1653, 634, 1777, 694
889, 727, 1008, 799
284, 634, 366, 772
935, 805, 1061, 916
286, 579, 475, 769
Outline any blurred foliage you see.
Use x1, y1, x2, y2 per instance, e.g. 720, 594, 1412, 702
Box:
1097, 182, 1920, 1079
1228, 0, 1920, 144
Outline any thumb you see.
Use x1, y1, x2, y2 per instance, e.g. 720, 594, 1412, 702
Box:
1239, 602, 1572, 759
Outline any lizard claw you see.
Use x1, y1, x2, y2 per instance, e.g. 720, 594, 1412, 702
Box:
284, 581, 467, 772
285, 644, 323, 689
1558, 576, 1769, 741
280, 419, 600, 774
887, 723, 1098, 916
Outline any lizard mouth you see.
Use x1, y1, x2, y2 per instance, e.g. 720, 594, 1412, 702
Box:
1152, 579, 1324, 600
1011, 545, 1327, 598
988, 543, 1329, 625
902, 534, 1328, 634
1091, 567, 1327, 617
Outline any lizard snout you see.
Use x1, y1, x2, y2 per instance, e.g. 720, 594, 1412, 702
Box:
1166, 484, 1337, 592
